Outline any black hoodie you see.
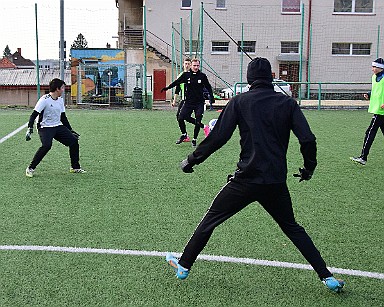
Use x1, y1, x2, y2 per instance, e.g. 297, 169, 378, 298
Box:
187, 58, 317, 184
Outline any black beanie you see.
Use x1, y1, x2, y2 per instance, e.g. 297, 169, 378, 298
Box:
247, 57, 273, 84
372, 58, 384, 69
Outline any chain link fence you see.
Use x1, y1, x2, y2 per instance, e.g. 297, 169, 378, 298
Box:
71, 63, 144, 106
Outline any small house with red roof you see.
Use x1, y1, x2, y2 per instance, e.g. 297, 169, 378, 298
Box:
0, 57, 16, 69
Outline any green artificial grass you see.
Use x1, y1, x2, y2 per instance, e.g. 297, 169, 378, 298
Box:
0, 108, 383, 306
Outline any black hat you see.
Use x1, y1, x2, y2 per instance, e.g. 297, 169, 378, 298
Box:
247, 57, 273, 84
372, 58, 384, 69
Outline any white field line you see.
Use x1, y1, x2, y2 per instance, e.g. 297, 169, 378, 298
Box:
0, 123, 28, 144
0, 245, 383, 280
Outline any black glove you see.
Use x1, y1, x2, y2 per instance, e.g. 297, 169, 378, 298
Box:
25, 127, 33, 141
210, 97, 215, 104
293, 168, 313, 182
71, 130, 80, 140
161, 87, 168, 93
180, 158, 194, 173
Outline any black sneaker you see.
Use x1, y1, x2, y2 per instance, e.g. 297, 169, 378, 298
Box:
191, 139, 197, 148
176, 134, 188, 144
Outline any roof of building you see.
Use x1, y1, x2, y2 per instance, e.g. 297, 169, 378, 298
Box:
8, 50, 35, 68
0, 69, 71, 86
0, 57, 17, 69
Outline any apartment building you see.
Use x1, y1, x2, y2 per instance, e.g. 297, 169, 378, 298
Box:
116, 0, 383, 99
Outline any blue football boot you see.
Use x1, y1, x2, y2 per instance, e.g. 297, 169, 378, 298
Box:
165, 253, 189, 280
322, 276, 345, 293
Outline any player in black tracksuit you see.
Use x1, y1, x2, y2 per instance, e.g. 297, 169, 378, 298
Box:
166, 58, 345, 293
162, 58, 214, 147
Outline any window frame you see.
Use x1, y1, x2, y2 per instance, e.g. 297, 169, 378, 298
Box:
211, 41, 230, 54
216, 0, 226, 10
237, 41, 256, 54
181, 0, 192, 10
333, 0, 374, 14
280, 41, 300, 54
332, 42, 371, 56
184, 40, 200, 53
281, 0, 301, 14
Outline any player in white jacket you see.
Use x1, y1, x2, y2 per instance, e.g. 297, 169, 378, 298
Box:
25, 78, 85, 177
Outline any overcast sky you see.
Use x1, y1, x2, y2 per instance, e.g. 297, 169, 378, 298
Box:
1, 0, 118, 60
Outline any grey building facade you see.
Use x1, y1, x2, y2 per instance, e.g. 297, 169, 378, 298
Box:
116, 0, 382, 99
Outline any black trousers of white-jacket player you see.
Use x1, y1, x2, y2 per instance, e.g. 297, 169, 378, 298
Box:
29, 125, 80, 170
179, 58, 336, 281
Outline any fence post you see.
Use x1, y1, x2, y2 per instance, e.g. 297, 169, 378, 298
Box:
377, 24, 381, 58
199, 2, 204, 71
180, 17, 183, 74
189, 10, 193, 58
171, 23, 175, 97
35, 3, 40, 100
298, 2, 305, 104
77, 65, 82, 104
240, 23, 244, 86
143, 5, 147, 104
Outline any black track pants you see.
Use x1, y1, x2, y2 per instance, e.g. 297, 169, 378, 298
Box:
178, 102, 205, 138
29, 125, 80, 170
178, 180, 332, 280
360, 114, 384, 160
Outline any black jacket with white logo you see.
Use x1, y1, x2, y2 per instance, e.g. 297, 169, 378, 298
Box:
167, 69, 213, 105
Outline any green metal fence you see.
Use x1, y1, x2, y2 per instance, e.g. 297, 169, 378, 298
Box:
232, 81, 371, 110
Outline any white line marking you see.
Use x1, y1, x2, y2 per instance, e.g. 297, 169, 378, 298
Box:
0, 123, 28, 144
0, 245, 383, 280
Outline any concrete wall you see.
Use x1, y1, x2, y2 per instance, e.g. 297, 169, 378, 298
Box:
0, 89, 37, 106
0, 87, 71, 107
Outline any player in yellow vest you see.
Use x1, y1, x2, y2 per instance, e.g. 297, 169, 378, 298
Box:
351, 58, 384, 165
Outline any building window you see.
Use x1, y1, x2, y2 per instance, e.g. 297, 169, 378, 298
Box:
216, 0, 226, 9
181, 0, 192, 9
334, 0, 373, 13
237, 41, 256, 53
332, 43, 371, 55
281, 41, 299, 53
212, 41, 229, 53
352, 43, 371, 55
282, 0, 301, 13
185, 40, 200, 53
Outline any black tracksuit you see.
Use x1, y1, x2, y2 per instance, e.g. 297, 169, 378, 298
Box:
178, 80, 333, 280
167, 69, 214, 138
167, 69, 214, 106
